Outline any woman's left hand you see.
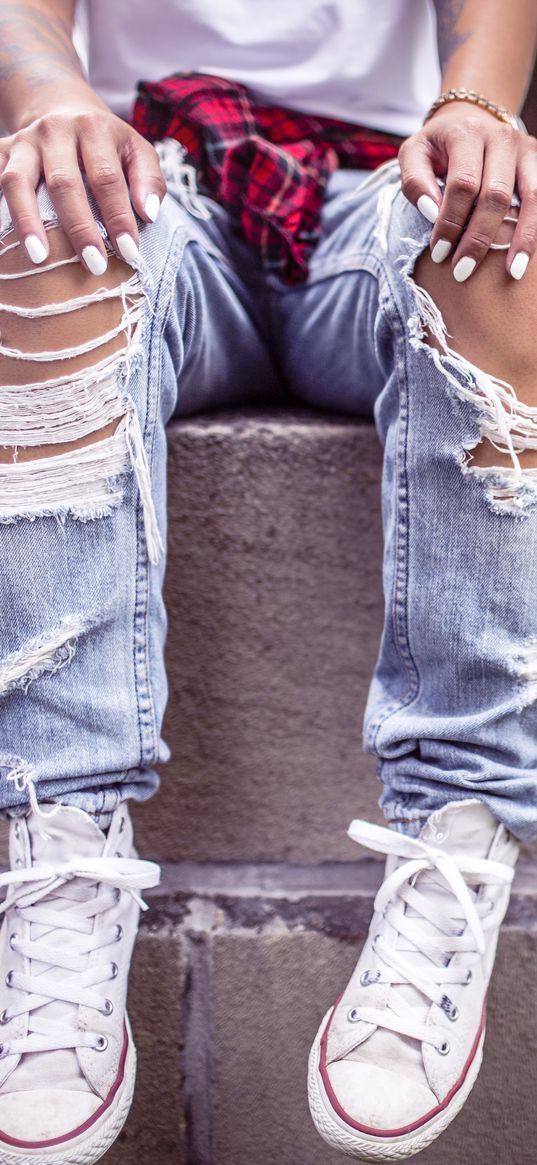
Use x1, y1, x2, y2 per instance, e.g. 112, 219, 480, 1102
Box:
398, 102, 537, 281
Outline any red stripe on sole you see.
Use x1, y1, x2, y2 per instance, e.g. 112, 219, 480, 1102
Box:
0, 1023, 130, 1149
319, 998, 486, 1139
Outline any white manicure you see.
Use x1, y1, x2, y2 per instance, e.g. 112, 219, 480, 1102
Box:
453, 256, 477, 283
82, 246, 108, 276
431, 239, 452, 264
116, 233, 140, 263
510, 251, 530, 280
144, 193, 161, 223
417, 194, 439, 224
24, 235, 48, 264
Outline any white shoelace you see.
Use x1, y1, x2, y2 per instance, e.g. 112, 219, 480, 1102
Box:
346, 819, 515, 1051
0, 855, 160, 1057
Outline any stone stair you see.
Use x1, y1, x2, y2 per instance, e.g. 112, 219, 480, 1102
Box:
6, 411, 537, 1164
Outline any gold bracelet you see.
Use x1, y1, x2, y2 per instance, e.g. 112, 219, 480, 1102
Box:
424, 88, 524, 132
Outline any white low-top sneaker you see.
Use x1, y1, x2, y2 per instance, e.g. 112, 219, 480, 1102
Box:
0, 801, 159, 1165
308, 799, 518, 1161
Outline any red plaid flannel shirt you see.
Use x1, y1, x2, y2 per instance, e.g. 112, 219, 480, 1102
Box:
132, 73, 402, 284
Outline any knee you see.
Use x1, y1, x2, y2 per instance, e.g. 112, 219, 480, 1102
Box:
414, 243, 537, 390
0, 222, 161, 548
0, 225, 140, 465
413, 240, 537, 471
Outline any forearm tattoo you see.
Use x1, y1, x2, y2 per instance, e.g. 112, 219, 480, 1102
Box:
434, 0, 472, 73
0, 3, 81, 87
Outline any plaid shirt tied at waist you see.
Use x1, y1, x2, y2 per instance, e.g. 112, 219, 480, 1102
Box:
132, 73, 402, 284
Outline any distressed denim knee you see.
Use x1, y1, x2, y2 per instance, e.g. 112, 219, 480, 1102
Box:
0, 179, 177, 816
361, 165, 537, 841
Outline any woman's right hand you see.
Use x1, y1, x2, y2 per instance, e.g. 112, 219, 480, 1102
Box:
0, 104, 167, 271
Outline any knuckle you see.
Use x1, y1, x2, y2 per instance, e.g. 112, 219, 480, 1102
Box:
47, 170, 79, 197
63, 221, 96, 243
11, 212, 37, 234
104, 208, 135, 232
0, 170, 20, 192
481, 183, 512, 214
38, 113, 67, 141
464, 230, 494, 252
449, 173, 480, 200
74, 110, 103, 134
91, 164, 122, 191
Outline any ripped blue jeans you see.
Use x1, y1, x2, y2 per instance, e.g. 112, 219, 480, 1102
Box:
1, 148, 537, 840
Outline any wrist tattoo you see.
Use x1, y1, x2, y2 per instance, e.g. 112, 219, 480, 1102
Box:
0, 3, 82, 88
434, 0, 472, 72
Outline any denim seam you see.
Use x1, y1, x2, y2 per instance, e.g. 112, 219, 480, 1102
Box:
131, 227, 188, 766
366, 257, 422, 752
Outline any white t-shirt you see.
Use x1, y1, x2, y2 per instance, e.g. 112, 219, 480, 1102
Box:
78, 0, 440, 137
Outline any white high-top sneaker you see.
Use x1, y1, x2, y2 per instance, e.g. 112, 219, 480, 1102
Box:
0, 801, 159, 1165
308, 799, 518, 1161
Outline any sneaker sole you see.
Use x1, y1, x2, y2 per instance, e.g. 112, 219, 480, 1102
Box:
307, 1007, 485, 1162
0, 1018, 137, 1165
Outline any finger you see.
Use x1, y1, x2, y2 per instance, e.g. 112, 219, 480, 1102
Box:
398, 134, 444, 223
506, 146, 537, 280
0, 141, 50, 265
428, 137, 484, 270
81, 133, 141, 263
449, 140, 515, 281
121, 135, 167, 223
42, 136, 109, 274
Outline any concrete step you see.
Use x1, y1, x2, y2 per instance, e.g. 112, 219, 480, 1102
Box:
134, 410, 537, 867
135, 410, 386, 866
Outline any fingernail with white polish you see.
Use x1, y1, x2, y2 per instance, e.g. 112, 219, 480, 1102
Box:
510, 251, 530, 280
144, 193, 161, 222
24, 235, 48, 264
82, 246, 108, 276
453, 256, 477, 283
417, 194, 439, 224
431, 239, 452, 264
116, 233, 139, 263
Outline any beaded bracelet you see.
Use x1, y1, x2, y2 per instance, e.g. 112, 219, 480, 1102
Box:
424, 88, 526, 133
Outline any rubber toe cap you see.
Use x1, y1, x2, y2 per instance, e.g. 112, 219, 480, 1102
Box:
326, 1061, 439, 1132
0, 1089, 101, 1143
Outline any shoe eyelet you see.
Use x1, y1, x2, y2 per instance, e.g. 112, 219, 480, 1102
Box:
440, 994, 459, 1022
115, 924, 123, 942
13, 822, 21, 841
463, 969, 473, 986
109, 962, 118, 980
100, 998, 113, 1016
5, 971, 14, 988
8, 934, 17, 952
436, 1040, 450, 1056
15, 859, 23, 869
347, 1008, 361, 1024
371, 934, 381, 954
94, 1035, 108, 1052
118, 817, 125, 834
360, 969, 381, 988
0, 1010, 10, 1026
